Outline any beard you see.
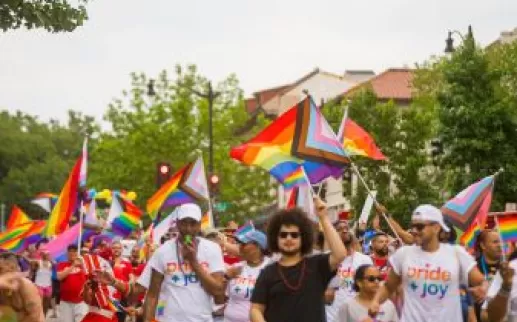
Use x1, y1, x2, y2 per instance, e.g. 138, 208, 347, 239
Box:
375, 248, 389, 257
280, 247, 301, 257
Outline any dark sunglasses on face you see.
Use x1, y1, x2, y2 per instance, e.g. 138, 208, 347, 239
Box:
364, 275, 383, 282
279, 231, 300, 239
411, 222, 434, 232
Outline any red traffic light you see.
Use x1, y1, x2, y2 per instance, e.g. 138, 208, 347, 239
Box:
209, 174, 219, 185
159, 164, 170, 175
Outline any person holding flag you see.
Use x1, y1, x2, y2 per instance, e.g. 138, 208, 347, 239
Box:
250, 197, 346, 322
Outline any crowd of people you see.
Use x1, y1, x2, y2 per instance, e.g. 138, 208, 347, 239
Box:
0, 198, 517, 322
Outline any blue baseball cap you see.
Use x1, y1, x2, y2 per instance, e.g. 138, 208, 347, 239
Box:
235, 230, 267, 250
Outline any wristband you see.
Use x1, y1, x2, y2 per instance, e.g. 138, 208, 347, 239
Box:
499, 287, 511, 298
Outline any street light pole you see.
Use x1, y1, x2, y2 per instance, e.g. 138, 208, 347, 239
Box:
192, 81, 221, 174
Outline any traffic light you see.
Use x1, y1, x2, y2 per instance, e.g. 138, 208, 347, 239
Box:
156, 162, 172, 188
208, 173, 220, 194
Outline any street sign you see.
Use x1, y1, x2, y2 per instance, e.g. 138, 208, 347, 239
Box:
214, 202, 230, 212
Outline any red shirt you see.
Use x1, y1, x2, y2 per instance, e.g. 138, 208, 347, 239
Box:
132, 263, 145, 278
371, 256, 389, 281
112, 259, 132, 300
132, 263, 146, 302
224, 254, 240, 266
57, 262, 86, 303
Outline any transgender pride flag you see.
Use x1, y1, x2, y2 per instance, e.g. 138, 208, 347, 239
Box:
442, 175, 494, 231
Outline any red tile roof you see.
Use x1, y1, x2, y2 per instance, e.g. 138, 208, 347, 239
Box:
245, 84, 292, 114
342, 68, 414, 102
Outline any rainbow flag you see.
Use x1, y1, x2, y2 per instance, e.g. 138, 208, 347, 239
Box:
0, 221, 46, 253
43, 154, 83, 237
441, 175, 494, 230
162, 190, 196, 209
284, 170, 316, 222
6, 206, 31, 229
460, 222, 481, 248
110, 196, 143, 237
279, 166, 306, 189
337, 111, 386, 160
147, 164, 189, 219
498, 216, 517, 243
230, 96, 349, 186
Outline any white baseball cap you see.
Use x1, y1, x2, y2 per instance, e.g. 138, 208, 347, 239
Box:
412, 204, 450, 232
176, 203, 202, 222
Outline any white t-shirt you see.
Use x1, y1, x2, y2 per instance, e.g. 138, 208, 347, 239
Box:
35, 260, 53, 288
326, 252, 373, 322
224, 258, 271, 322
484, 258, 517, 322
389, 244, 476, 322
338, 297, 399, 322
140, 237, 225, 322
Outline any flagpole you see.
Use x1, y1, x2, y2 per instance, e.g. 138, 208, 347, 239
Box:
349, 161, 402, 242
493, 214, 507, 262
490, 168, 506, 261
78, 203, 84, 256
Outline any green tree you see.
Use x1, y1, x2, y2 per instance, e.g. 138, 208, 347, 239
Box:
0, 109, 100, 218
0, 0, 90, 32
90, 65, 275, 224
432, 33, 517, 210
323, 89, 440, 226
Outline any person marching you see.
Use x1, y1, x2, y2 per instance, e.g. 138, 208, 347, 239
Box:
224, 227, 270, 322
368, 205, 488, 321
250, 197, 347, 322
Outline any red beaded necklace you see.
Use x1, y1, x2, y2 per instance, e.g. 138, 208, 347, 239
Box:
277, 258, 307, 292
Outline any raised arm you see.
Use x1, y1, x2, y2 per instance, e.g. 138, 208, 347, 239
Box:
374, 204, 413, 245
315, 197, 346, 270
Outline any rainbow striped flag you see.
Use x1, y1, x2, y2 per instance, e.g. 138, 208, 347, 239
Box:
110, 196, 143, 237
0, 221, 46, 253
230, 96, 349, 186
43, 154, 83, 237
147, 164, 189, 219
6, 206, 31, 229
337, 110, 386, 160
498, 216, 517, 242
279, 166, 306, 189
460, 222, 481, 248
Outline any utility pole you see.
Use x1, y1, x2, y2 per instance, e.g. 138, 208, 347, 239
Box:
0, 203, 5, 232
192, 81, 221, 174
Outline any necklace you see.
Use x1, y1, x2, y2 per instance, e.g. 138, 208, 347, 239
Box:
277, 258, 306, 292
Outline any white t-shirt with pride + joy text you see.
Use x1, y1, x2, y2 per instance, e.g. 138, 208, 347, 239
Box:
224, 258, 271, 322
138, 237, 225, 322
326, 251, 373, 322
389, 244, 476, 322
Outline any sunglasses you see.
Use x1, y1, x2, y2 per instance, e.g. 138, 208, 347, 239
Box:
411, 222, 434, 232
364, 275, 383, 282
279, 231, 300, 239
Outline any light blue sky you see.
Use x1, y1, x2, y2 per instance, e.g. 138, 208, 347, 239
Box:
1, 0, 516, 124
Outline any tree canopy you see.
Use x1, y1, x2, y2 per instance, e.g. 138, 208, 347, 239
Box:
1, 0, 90, 32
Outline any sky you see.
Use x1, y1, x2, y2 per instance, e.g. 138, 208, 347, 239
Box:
1, 0, 516, 125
